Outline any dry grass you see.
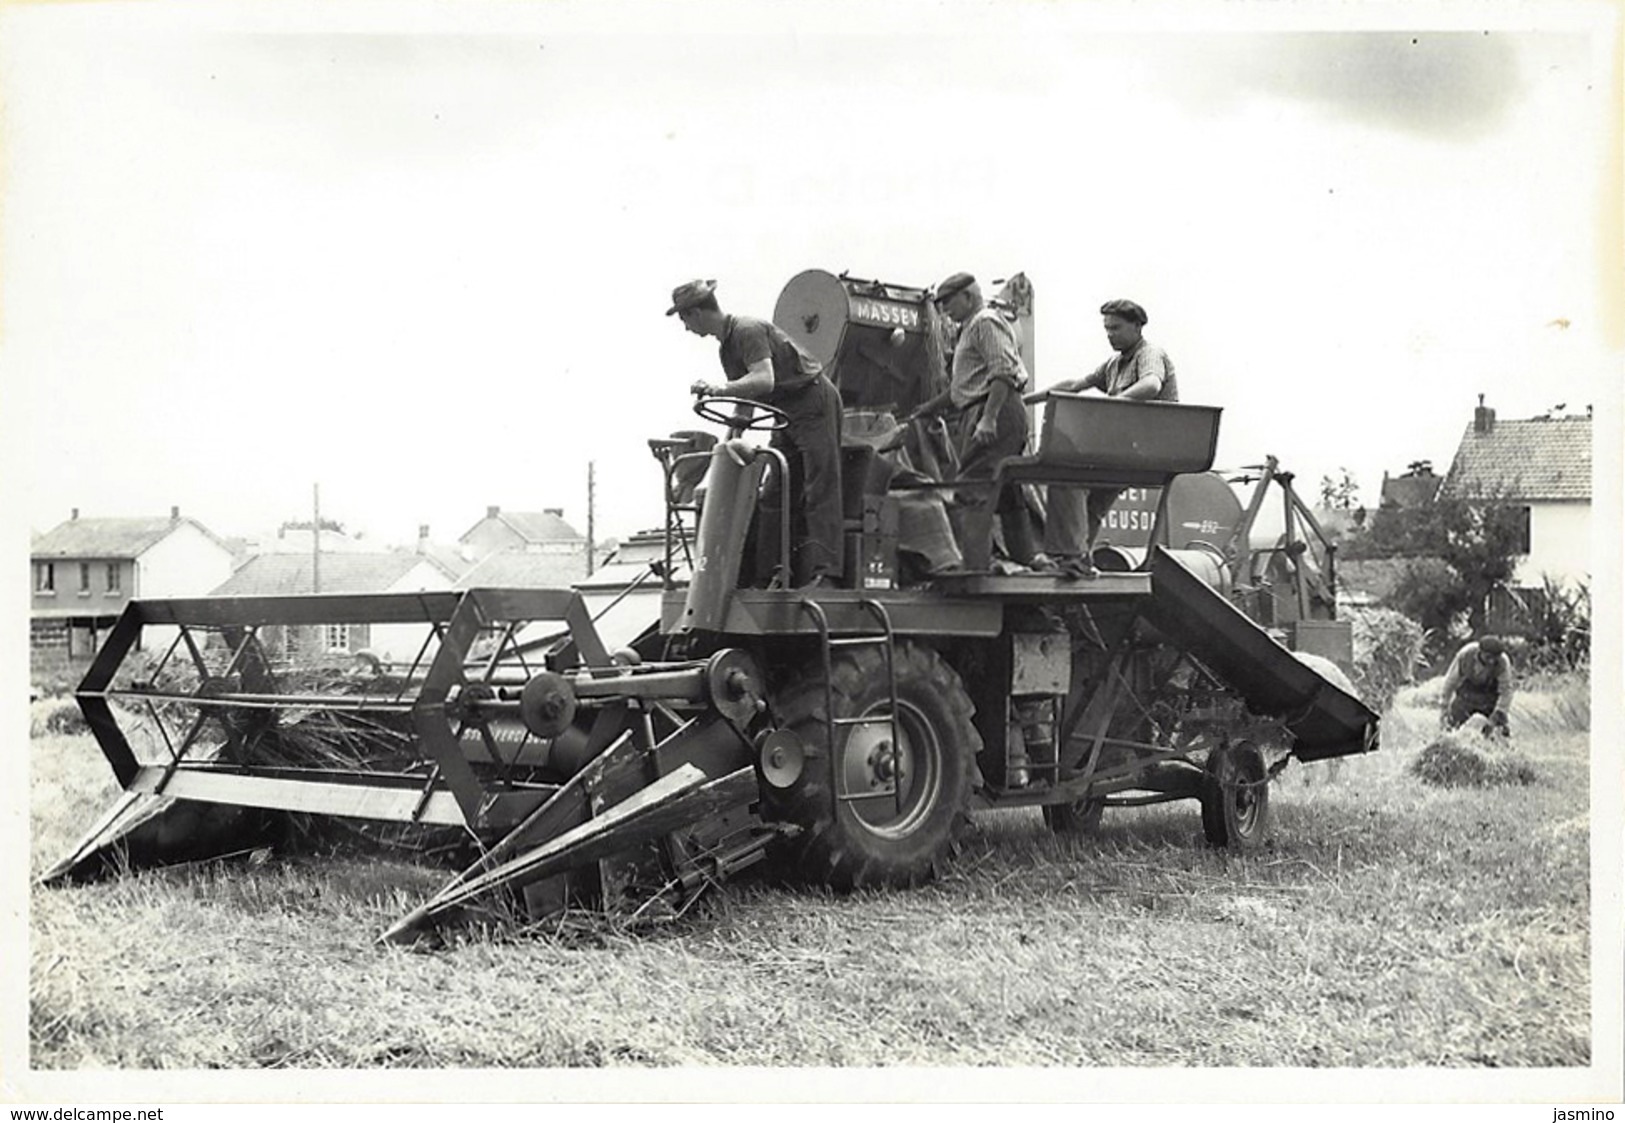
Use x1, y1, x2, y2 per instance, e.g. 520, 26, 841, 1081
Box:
26, 677, 1593, 1071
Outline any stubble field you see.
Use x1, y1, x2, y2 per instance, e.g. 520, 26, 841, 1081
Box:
23, 678, 1595, 1079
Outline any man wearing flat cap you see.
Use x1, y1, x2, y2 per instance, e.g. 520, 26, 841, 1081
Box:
1034, 298, 1179, 578
1440, 635, 1514, 738
669, 278, 844, 589
910, 272, 1038, 570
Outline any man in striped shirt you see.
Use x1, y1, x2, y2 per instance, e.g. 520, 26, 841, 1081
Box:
1035, 299, 1178, 579
910, 272, 1038, 570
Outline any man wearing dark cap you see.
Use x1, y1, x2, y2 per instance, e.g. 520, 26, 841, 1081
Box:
1440, 635, 1514, 737
910, 272, 1038, 570
669, 278, 844, 589
1034, 298, 1179, 578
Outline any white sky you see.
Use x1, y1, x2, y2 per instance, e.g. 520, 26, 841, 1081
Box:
2, 0, 1619, 551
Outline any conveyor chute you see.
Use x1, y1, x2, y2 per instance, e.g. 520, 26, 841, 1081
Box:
1142, 546, 1378, 762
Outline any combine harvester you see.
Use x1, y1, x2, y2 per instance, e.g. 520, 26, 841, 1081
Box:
44, 269, 1377, 944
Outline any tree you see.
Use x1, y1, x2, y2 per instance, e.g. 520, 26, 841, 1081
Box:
1431, 494, 1525, 633
1385, 556, 1471, 653
1359, 489, 1525, 647
279, 517, 348, 534
1319, 467, 1360, 511
1340, 505, 1433, 559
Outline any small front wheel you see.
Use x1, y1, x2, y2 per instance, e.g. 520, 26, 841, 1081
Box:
1200, 741, 1270, 849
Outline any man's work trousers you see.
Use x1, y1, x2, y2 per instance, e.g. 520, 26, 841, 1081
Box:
759, 380, 845, 586
950, 390, 1036, 569
1042, 485, 1124, 560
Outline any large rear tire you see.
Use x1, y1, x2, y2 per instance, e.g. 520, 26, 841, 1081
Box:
768, 641, 978, 890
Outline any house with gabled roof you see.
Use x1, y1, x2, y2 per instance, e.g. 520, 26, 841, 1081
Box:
30, 506, 237, 668
1378, 461, 1443, 511
211, 551, 459, 665
403, 523, 475, 582
459, 505, 585, 561
1439, 395, 1592, 588
455, 549, 588, 590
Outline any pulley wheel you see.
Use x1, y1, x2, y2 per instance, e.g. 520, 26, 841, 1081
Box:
519, 671, 578, 739
706, 649, 765, 726
757, 729, 807, 789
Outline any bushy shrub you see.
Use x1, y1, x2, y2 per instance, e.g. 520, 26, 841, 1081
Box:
32, 700, 89, 738
1527, 577, 1591, 673
1346, 605, 1425, 713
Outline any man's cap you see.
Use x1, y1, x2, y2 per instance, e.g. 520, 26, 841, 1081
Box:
666, 278, 717, 316
1100, 298, 1149, 326
1477, 635, 1505, 656
934, 272, 976, 304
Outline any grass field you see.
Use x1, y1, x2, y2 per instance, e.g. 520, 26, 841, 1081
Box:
24, 678, 1595, 1075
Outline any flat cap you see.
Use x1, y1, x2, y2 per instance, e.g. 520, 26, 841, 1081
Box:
1099, 298, 1148, 326
934, 272, 976, 303
666, 278, 717, 316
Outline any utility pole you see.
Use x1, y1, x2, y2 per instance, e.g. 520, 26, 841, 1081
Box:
312, 482, 322, 594
586, 461, 596, 576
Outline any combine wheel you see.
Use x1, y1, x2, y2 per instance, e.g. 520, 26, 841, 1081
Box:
770, 641, 977, 890
1042, 797, 1105, 836
1200, 741, 1270, 849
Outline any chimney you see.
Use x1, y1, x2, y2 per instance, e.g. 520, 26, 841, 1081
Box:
417, 524, 430, 554
71, 507, 79, 520
544, 507, 563, 517
171, 505, 181, 520
1473, 393, 1495, 435
487, 505, 500, 519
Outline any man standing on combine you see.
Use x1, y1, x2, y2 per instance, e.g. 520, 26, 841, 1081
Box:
1440, 635, 1514, 738
670, 278, 844, 589
910, 272, 1038, 571
1033, 298, 1179, 579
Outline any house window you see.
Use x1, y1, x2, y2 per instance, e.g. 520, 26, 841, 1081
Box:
35, 563, 55, 594
1508, 505, 1532, 555
324, 624, 351, 653
79, 563, 92, 594
106, 564, 121, 594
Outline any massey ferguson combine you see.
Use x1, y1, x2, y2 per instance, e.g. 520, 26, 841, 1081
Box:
44, 268, 1378, 944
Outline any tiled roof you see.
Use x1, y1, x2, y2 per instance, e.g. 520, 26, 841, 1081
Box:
457, 550, 588, 589
1441, 416, 1592, 502
461, 510, 583, 545
247, 528, 375, 554
31, 516, 223, 560
1379, 473, 1442, 510
211, 553, 442, 596
409, 541, 475, 580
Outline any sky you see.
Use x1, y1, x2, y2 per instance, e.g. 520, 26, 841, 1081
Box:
2, 0, 1620, 557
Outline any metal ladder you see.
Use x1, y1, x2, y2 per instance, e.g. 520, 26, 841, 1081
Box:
799, 598, 904, 817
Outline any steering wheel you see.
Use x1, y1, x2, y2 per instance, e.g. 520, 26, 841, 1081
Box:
692, 394, 790, 433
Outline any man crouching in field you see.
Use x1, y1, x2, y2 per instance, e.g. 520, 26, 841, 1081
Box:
1441, 635, 1514, 738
